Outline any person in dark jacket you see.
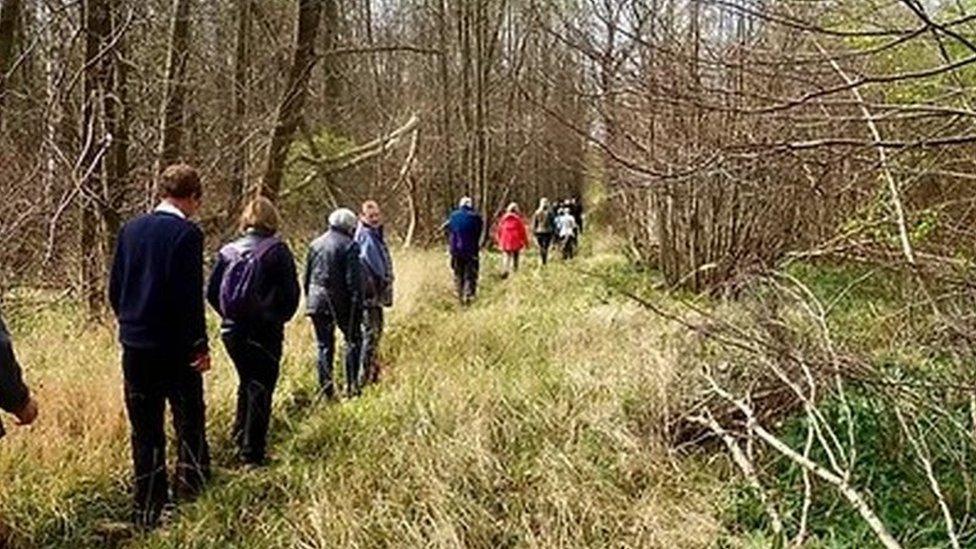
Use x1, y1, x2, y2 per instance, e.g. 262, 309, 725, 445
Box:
446, 197, 484, 305
0, 309, 38, 440
207, 197, 299, 466
354, 201, 394, 386
569, 196, 584, 234
305, 208, 364, 399
108, 164, 211, 527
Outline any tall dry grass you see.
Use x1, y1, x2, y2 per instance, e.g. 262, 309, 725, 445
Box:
1, 242, 726, 548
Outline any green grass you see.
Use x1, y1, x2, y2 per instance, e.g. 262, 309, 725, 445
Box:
0, 241, 725, 548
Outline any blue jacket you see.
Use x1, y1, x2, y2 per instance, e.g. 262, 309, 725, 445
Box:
447, 206, 483, 257
206, 230, 301, 342
354, 222, 394, 307
109, 211, 208, 357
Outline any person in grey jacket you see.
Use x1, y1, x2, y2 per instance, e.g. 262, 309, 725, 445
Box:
0, 309, 38, 439
305, 208, 365, 398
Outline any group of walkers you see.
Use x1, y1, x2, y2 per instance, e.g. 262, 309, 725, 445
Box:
0, 163, 585, 529
444, 195, 584, 305
1, 164, 395, 528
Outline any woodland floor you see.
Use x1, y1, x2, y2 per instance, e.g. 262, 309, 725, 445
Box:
0, 233, 741, 548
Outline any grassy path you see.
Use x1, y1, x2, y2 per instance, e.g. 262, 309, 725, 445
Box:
1, 245, 726, 548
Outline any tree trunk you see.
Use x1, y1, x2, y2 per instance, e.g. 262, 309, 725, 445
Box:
157, 0, 192, 170
103, 0, 127, 245
228, 0, 250, 225
81, 0, 112, 314
261, 0, 325, 201
436, 0, 454, 209
0, 0, 21, 128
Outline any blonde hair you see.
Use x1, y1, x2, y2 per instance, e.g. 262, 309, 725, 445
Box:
239, 196, 281, 233
506, 202, 519, 214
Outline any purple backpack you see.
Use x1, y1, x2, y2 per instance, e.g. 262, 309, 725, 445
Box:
218, 236, 280, 322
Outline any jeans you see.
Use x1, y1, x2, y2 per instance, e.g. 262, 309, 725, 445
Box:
122, 347, 210, 525
222, 332, 281, 464
535, 233, 553, 265
361, 306, 384, 385
451, 255, 479, 304
311, 313, 363, 397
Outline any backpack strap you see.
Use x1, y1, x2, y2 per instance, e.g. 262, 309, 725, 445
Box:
252, 235, 281, 259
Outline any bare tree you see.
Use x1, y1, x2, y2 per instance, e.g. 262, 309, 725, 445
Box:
0, 0, 21, 127
157, 0, 192, 170
261, 0, 325, 200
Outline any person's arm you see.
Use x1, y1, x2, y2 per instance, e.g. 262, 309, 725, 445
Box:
0, 319, 35, 428
303, 247, 314, 297
345, 243, 364, 329
277, 244, 301, 323
205, 252, 226, 316
108, 229, 125, 315
174, 227, 209, 364
0, 350, 29, 417
357, 235, 382, 283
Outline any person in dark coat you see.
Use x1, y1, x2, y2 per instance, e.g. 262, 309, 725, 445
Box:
354, 201, 394, 386
0, 309, 38, 440
305, 208, 364, 398
569, 196, 584, 234
207, 197, 300, 466
446, 197, 484, 305
108, 163, 211, 527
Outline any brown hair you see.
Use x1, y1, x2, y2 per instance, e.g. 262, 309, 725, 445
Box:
158, 164, 203, 199
239, 196, 281, 234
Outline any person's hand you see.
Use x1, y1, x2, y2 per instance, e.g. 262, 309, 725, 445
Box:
192, 353, 212, 373
15, 397, 38, 426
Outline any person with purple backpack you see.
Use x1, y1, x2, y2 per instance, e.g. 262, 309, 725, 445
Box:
207, 196, 300, 466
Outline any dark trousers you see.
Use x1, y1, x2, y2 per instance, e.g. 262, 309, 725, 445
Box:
122, 347, 210, 523
561, 235, 577, 260
222, 332, 281, 463
311, 313, 363, 397
535, 233, 553, 265
451, 254, 479, 304
361, 306, 384, 385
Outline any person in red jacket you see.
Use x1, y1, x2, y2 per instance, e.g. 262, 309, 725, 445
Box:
495, 202, 529, 277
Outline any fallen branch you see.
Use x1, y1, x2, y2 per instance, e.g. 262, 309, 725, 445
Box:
282, 114, 421, 199
707, 375, 903, 549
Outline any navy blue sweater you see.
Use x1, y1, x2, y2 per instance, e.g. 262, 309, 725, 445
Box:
109, 211, 208, 357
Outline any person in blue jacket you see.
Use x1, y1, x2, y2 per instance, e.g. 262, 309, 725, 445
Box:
355, 200, 394, 386
445, 197, 484, 305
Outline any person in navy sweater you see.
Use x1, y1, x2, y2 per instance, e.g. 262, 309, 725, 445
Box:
109, 164, 211, 527
207, 197, 300, 466
445, 197, 484, 305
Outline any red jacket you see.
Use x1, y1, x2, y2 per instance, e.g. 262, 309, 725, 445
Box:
495, 212, 529, 252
